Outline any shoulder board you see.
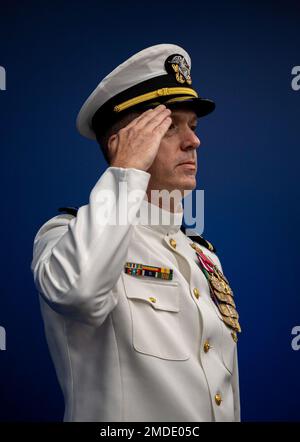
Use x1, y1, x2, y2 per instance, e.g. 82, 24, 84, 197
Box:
180, 225, 217, 254
58, 206, 79, 217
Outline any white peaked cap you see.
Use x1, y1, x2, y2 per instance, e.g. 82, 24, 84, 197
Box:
76, 43, 215, 141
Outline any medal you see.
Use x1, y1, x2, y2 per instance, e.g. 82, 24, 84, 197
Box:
190, 243, 242, 333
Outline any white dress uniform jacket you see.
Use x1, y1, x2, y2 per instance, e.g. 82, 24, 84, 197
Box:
31, 166, 240, 422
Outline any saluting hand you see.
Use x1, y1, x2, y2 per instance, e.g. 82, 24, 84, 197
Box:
109, 104, 172, 172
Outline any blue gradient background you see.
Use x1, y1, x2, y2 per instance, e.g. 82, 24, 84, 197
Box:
0, 0, 299, 421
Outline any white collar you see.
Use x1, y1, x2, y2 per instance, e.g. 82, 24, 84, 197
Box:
136, 197, 183, 236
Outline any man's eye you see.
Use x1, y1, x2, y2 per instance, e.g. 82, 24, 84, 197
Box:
190, 126, 197, 132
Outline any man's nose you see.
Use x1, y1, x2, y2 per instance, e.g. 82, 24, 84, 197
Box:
181, 127, 201, 150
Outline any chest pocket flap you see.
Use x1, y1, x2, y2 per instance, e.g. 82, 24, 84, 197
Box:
122, 273, 189, 360
123, 274, 179, 312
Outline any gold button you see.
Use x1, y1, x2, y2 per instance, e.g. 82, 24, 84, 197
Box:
215, 393, 222, 406
193, 287, 200, 299
148, 297, 156, 303
231, 331, 238, 343
203, 341, 211, 353
169, 238, 177, 249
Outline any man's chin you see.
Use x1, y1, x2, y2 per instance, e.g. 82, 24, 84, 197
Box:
179, 176, 197, 191
156, 176, 196, 194
167, 178, 196, 196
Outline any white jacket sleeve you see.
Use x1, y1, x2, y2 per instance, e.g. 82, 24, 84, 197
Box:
31, 166, 151, 327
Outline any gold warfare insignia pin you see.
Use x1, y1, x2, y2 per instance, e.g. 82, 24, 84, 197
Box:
165, 54, 192, 85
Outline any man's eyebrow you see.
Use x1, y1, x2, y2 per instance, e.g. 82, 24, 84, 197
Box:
171, 113, 198, 124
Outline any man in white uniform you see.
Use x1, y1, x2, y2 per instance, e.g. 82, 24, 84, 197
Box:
31, 44, 241, 422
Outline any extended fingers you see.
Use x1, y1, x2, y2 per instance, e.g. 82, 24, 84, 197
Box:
125, 104, 169, 130
144, 107, 171, 131
153, 115, 172, 135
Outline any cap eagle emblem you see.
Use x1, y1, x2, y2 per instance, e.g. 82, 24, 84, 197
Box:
165, 54, 192, 85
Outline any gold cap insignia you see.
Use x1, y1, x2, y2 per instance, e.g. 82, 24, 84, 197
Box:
165, 54, 192, 85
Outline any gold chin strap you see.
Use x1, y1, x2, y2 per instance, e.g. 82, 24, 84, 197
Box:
113, 87, 198, 112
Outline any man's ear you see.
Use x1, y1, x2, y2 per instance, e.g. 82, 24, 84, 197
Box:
107, 133, 118, 161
